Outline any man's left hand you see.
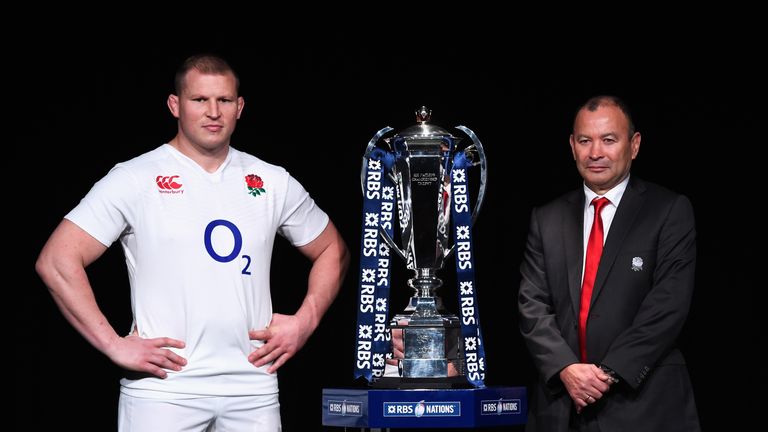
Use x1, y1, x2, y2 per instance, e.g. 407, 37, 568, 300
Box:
247, 313, 310, 373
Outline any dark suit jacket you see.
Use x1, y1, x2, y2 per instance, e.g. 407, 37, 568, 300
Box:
518, 177, 700, 432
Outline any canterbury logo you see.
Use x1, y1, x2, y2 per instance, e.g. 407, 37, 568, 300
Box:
156, 175, 183, 190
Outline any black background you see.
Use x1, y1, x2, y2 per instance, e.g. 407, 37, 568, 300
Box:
18, 27, 758, 431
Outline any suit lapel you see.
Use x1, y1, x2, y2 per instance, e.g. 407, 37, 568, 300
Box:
564, 190, 585, 318
590, 178, 647, 308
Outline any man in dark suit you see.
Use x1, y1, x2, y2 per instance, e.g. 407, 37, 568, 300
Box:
518, 95, 700, 432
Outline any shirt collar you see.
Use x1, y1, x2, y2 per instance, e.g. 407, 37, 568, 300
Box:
583, 174, 630, 209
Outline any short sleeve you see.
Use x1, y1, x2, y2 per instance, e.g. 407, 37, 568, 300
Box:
277, 175, 329, 246
65, 165, 139, 247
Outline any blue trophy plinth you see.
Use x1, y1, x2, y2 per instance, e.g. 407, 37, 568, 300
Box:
322, 386, 526, 429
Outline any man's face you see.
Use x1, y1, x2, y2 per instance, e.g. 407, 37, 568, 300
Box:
569, 104, 641, 195
168, 69, 244, 152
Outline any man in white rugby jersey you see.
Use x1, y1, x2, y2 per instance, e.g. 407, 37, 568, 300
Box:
36, 54, 349, 431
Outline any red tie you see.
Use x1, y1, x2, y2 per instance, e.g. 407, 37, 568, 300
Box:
579, 197, 610, 362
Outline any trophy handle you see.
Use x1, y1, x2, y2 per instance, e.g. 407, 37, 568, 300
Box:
443, 125, 487, 260
361, 127, 407, 262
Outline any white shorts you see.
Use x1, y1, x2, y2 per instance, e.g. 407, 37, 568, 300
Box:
118, 391, 281, 431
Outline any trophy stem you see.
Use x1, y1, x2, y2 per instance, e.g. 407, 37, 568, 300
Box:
401, 268, 449, 323
408, 268, 442, 297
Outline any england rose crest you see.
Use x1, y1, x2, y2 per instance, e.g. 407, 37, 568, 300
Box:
245, 174, 266, 196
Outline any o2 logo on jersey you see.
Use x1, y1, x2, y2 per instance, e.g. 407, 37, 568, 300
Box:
204, 219, 252, 275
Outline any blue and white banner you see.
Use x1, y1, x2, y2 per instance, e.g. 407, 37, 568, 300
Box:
355, 148, 396, 382
451, 152, 487, 387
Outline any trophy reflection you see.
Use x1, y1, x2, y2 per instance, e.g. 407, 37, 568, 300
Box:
356, 107, 487, 389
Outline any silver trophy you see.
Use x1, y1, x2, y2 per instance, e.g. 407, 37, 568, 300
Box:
361, 107, 487, 388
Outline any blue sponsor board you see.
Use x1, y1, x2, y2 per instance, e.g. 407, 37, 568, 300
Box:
322, 386, 526, 428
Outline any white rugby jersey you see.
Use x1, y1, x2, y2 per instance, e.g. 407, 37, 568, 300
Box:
66, 144, 329, 397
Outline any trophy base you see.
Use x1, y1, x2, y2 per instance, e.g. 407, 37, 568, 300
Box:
371, 376, 472, 389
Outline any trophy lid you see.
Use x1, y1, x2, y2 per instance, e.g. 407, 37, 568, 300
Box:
395, 106, 456, 140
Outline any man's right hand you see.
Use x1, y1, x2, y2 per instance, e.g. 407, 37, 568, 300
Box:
107, 335, 187, 379
559, 363, 613, 412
